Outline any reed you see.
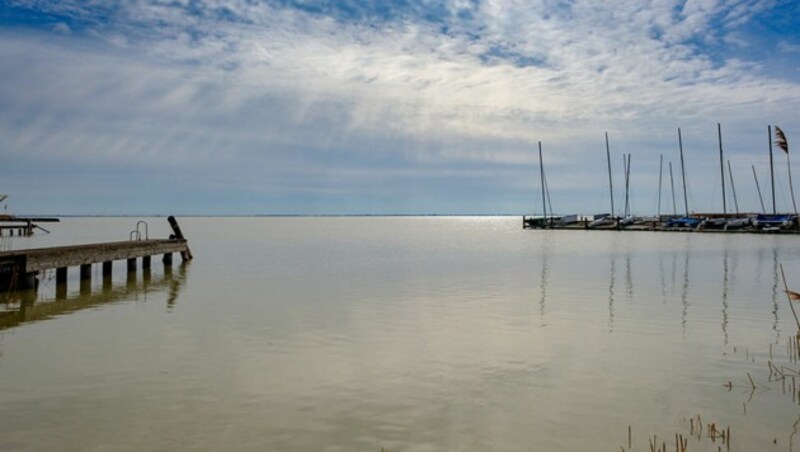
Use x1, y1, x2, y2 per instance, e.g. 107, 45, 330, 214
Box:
779, 263, 800, 333
629, 425, 632, 450
628, 415, 727, 452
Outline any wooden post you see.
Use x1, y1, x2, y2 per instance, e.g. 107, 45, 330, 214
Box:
163, 252, 173, 266
20, 272, 38, 290
127, 258, 137, 272
143, 255, 151, 270
168, 216, 193, 261
102, 261, 112, 290
56, 267, 67, 285
80, 264, 91, 281
79, 264, 91, 294
56, 267, 67, 299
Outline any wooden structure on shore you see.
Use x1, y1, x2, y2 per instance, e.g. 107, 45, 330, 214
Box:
0, 216, 59, 236
0, 216, 192, 292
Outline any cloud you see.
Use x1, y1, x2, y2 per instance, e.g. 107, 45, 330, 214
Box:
52, 22, 70, 33
779, 40, 800, 53
1, 0, 800, 214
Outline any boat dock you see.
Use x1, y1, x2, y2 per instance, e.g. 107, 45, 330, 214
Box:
0, 216, 192, 291
522, 214, 800, 234
526, 124, 800, 235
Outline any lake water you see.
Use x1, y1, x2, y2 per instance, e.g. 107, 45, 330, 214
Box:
2, 217, 800, 451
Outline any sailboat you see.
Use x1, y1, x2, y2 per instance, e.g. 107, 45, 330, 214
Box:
663, 128, 701, 229
752, 214, 794, 230
751, 125, 798, 231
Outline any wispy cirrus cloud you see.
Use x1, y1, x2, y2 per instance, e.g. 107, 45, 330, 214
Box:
1, 0, 799, 214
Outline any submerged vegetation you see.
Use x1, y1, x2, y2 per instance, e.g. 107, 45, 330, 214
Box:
622, 263, 800, 451
622, 416, 730, 452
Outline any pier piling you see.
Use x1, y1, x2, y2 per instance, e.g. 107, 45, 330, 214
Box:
56, 267, 67, 285
102, 261, 112, 277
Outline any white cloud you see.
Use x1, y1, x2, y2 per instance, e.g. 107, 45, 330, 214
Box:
52, 22, 71, 34
779, 40, 800, 53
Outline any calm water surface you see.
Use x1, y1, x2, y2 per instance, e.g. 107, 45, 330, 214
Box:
2, 217, 800, 451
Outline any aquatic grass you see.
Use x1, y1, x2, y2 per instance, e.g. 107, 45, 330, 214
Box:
779, 263, 800, 333
622, 417, 727, 452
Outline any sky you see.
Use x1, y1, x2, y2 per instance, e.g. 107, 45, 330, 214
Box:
1, 0, 800, 216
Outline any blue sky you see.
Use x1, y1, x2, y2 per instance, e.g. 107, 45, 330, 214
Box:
2, 0, 800, 215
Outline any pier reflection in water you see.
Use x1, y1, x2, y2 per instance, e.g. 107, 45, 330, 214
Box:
0, 263, 188, 331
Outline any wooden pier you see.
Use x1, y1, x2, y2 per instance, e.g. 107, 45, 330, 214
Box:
0, 217, 59, 236
0, 216, 192, 291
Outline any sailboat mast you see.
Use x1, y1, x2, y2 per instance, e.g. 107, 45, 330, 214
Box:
543, 165, 554, 217
605, 132, 615, 217
539, 141, 547, 220
623, 154, 630, 217
783, 128, 798, 216
669, 162, 677, 215
657, 154, 663, 217
678, 128, 689, 217
752, 165, 766, 214
718, 123, 727, 215
727, 160, 739, 215
769, 125, 776, 214
626, 154, 632, 217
